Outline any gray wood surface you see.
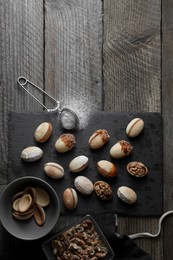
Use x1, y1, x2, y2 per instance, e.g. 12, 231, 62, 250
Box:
0, 0, 172, 259
0, 0, 44, 191
162, 0, 173, 258
103, 0, 161, 112
103, 1, 163, 259
44, 0, 103, 128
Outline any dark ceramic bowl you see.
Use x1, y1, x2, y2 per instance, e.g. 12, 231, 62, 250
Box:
0, 176, 60, 240
43, 215, 114, 260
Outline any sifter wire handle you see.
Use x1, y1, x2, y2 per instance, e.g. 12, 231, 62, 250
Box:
17, 76, 61, 112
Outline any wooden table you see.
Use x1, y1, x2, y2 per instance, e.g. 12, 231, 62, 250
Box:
0, 1, 172, 259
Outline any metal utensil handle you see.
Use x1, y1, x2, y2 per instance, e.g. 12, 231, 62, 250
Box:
128, 210, 173, 239
17, 76, 61, 112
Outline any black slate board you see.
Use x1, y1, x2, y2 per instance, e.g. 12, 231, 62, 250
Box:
8, 111, 163, 216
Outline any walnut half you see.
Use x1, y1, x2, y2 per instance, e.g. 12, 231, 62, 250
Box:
127, 161, 148, 177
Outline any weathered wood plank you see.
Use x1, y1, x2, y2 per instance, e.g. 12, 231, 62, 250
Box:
0, 0, 171, 259
0, 0, 44, 187
162, 0, 173, 259
103, 0, 161, 113
103, 1, 162, 259
44, 0, 103, 128
0, 2, 44, 257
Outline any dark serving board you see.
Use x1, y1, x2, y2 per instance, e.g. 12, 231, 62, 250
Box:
8, 111, 163, 216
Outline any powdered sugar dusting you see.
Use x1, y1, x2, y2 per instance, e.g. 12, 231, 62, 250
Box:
61, 95, 101, 129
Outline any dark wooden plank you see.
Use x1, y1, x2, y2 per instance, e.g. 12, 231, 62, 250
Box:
0, 2, 45, 258
0, 0, 44, 188
162, 0, 173, 259
103, 0, 161, 112
1, 0, 170, 259
44, 0, 103, 129
103, 1, 162, 259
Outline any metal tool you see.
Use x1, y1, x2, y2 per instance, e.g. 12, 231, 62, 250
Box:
17, 76, 79, 130
114, 211, 173, 239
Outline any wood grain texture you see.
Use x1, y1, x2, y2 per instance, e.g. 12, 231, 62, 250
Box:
103, 0, 161, 112
162, 0, 173, 259
0, 0, 44, 187
0, 0, 172, 259
103, 0, 162, 259
44, 0, 103, 128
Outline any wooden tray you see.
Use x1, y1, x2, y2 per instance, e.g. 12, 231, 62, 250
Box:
8, 111, 163, 216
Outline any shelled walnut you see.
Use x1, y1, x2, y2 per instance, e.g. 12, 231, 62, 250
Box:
94, 181, 112, 200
